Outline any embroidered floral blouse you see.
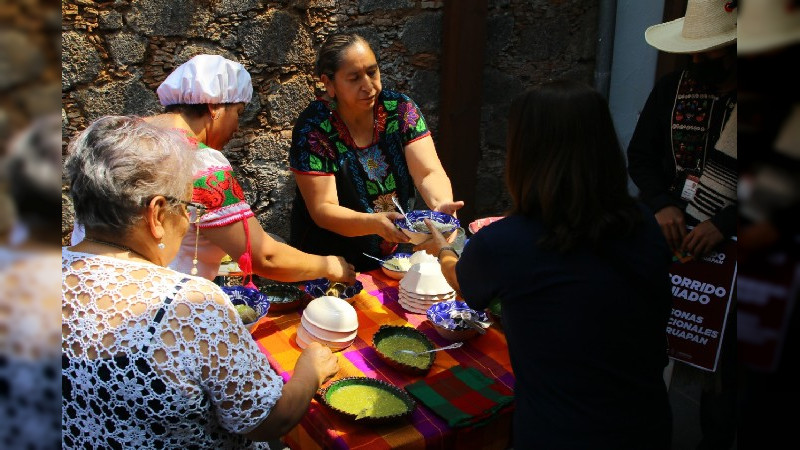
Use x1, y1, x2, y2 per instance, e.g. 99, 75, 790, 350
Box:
288, 90, 431, 270
170, 135, 255, 280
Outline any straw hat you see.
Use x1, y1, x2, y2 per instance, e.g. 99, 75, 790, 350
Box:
738, 0, 800, 55
157, 54, 253, 106
645, 0, 738, 53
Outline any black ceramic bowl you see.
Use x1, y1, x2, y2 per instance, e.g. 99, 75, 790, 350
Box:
317, 376, 416, 425
256, 282, 312, 314
372, 325, 435, 376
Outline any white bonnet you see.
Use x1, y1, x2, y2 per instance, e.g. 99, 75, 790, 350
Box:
157, 54, 253, 106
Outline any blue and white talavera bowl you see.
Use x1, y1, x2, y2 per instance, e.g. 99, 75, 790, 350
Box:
381, 252, 413, 280
303, 278, 364, 305
222, 285, 271, 332
394, 210, 460, 245
426, 300, 491, 341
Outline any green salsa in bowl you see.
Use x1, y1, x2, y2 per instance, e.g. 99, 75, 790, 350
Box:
318, 377, 415, 424
372, 325, 435, 375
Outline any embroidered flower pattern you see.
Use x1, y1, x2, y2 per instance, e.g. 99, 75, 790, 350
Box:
372, 193, 396, 213
398, 101, 420, 133
357, 145, 389, 181
375, 103, 388, 134
332, 116, 356, 148
193, 169, 246, 209
308, 129, 336, 161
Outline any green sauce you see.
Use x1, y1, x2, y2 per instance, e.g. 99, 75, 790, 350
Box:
327, 385, 409, 418
235, 304, 258, 323
376, 335, 430, 369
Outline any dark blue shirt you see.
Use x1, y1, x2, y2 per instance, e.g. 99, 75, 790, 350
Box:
457, 210, 672, 449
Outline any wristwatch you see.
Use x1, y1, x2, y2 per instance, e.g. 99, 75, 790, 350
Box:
437, 246, 458, 261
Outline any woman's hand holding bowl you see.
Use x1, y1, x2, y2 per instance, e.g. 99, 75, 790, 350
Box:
434, 200, 465, 218
375, 212, 411, 243
413, 218, 456, 255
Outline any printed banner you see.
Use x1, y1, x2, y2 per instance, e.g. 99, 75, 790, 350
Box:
667, 239, 737, 372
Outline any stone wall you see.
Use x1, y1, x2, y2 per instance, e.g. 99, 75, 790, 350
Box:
62, 0, 597, 244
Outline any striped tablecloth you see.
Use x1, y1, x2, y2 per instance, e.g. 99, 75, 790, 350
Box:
252, 269, 515, 450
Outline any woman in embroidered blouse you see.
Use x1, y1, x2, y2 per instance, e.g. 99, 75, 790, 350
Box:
289, 33, 463, 271
63, 116, 340, 449
71, 54, 356, 284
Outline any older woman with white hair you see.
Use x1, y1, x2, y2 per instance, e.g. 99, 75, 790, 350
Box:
63, 116, 339, 449
71, 54, 356, 284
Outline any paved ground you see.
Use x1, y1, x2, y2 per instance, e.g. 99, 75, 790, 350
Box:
667, 360, 738, 450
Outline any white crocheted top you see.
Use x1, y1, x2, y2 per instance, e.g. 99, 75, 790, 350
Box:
62, 249, 282, 449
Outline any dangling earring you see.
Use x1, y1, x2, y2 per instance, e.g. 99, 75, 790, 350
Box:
190, 222, 200, 275
158, 241, 166, 250
329, 98, 337, 111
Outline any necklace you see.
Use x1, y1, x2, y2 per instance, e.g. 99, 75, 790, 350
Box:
83, 237, 152, 263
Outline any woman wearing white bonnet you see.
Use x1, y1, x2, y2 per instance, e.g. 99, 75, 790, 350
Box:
73, 54, 356, 285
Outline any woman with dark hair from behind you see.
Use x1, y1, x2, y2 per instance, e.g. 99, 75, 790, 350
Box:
418, 80, 673, 448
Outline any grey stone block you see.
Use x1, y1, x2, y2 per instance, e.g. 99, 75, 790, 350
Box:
107, 32, 147, 66
127, 0, 197, 36
358, 0, 412, 13
408, 70, 439, 111
238, 12, 314, 66
265, 77, 314, 126
485, 14, 514, 62
175, 43, 238, 65
98, 10, 124, 30
61, 31, 100, 91
213, 0, 262, 16
401, 12, 442, 54
520, 14, 569, 61
70, 78, 161, 121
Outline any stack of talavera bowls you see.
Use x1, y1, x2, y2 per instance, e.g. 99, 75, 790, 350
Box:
397, 261, 456, 314
297, 296, 358, 351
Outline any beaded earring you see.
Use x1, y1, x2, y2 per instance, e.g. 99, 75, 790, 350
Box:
157, 242, 166, 249
190, 222, 200, 275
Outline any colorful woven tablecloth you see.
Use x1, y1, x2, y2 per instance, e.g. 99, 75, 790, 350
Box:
251, 269, 515, 450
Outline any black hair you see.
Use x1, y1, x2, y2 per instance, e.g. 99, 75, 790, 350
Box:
505, 80, 642, 251
315, 33, 373, 79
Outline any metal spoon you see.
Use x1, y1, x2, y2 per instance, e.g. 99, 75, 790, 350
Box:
394, 341, 464, 357
450, 310, 487, 335
391, 195, 415, 230
361, 252, 403, 271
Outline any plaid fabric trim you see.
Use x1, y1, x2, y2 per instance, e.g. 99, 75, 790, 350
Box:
405, 366, 514, 428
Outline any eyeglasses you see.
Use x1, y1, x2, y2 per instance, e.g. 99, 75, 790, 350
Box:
164, 196, 206, 223
142, 195, 207, 223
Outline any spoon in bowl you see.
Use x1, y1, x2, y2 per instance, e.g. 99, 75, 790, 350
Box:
391, 195, 415, 230
394, 341, 464, 357
361, 252, 403, 271
450, 310, 487, 335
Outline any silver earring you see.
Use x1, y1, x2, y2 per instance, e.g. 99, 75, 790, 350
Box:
158, 242, 166, 250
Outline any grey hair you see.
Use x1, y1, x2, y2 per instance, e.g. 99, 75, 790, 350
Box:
65, 116, 196, 234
